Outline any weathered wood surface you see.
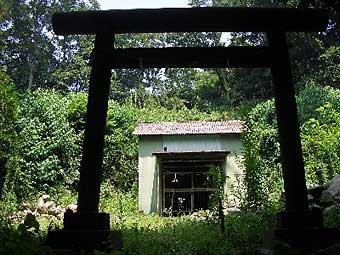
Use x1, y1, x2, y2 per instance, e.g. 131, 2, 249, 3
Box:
77, 33, 114, 213
110, 46, 272, 68
267, 31, 309, 214
52, 7, 328, 35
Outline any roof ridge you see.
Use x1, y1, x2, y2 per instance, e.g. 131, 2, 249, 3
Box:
133, 120, 244, 136
137, 120, 243, 123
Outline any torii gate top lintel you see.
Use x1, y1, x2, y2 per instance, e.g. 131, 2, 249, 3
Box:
52, 7, 328, 35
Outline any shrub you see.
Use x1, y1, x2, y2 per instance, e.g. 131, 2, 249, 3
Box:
241, 100, 283, 210
0, 72, 18, 197
15, 90, 81, 198
301, 103, 340, 186
242, 85, 340, 209
297, 83, 340, 123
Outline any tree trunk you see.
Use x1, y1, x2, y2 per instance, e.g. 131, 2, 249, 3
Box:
28, 63, 34, 91
216, 68, 230, 101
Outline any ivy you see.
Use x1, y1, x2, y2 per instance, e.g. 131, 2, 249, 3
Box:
301, 103, 340, 186
0, 72, 18, 197
15, 90, 81, 198
242, 85, 340, 209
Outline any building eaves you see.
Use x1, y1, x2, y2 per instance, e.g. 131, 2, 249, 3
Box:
133, 120, 244, 136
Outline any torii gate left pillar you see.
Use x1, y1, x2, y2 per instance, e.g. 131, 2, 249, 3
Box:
46, 33, 119, 250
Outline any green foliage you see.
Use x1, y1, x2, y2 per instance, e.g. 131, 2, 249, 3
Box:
301, 103, 340, 186
121, 215, 227, 255
313, 46, 340, 88
103, 103, 139, 191
224, 209, 274, 254
139, 105, 230, 122
113, 209, 273, 255
0, 72, 18, 196
0, 190, 19, 228
17, 214, 40, 235
100, 181, 138, 229
65, 92, 88, 133
297, 83, 340, 123
0, 226, 52, 255
15, 90, 81, 198
208, 165, 226, 210
103, 97, 232, 191
242, 100, 283, 209
0, 196, 274, 255
3, 89, 234, 199
242, 85, 340, 209
208, 165, 226, 233
323, 206, 340, 229
0, 0, 99, 91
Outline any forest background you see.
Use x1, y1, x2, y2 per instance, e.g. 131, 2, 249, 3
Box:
0, 0, 339, 254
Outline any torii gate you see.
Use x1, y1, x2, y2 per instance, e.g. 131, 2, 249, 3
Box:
47, 7, 338, 251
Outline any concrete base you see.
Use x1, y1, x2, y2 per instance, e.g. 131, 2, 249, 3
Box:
261, 209, 340, 254
63, 211, 110, 231
46, 229, 122, 251
46, 212, 122, 251
261, 230, 340, 255
261, 242, 340, 255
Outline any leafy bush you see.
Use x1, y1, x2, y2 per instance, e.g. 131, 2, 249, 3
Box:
103, 103, 139, 191
301, 103, 340, 186
297, 83, 340, 123
0, 72, 18, 196
241, 100, 283, 209
3, 88, 235, 200
5, 84, 339, 213
242, 85, 340, 209
314, 46, 340, 89
323, 206, 340, 229
14, 90, 81, 198
0, 213, 53, 255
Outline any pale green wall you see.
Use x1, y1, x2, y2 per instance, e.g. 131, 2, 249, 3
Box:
221, 134, 244, 207
138, 136, 163, 213
138, 134, 243, 213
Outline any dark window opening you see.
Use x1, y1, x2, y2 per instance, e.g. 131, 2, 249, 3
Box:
161, 155, 224, 215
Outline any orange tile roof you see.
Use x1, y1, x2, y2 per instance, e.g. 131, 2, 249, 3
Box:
133, 120, 243, 136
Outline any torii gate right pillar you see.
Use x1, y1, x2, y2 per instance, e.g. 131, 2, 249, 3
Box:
265, 31, 340, 250
268, 31, 310, 218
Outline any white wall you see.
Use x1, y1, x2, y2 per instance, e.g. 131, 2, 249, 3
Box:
163, 135, 221, 152
138, 136, 163, 213
221, 134, 244, 207
138, 134, 244, 213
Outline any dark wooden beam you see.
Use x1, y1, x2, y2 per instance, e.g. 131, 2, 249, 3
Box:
52, 7, 328, 35
77, 33, 114, 213
267, 31, 308, 215
110, 46, 272, 69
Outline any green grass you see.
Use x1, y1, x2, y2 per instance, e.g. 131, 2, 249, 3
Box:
109, 211, 273, 255
0, 188, 275, 255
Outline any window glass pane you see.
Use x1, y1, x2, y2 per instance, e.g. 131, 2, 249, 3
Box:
194, 192, 212, 210
165, 192, 191, 212
193, 173, 211, 188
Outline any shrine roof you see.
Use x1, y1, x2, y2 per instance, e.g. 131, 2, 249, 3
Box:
133, 120, 244, 136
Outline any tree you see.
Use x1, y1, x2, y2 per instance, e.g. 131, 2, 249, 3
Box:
208, 0, 339, 105
49, 0, 100, 92
110, 26, 222, 107
1, 0, 56, 90
0, 0, 99, 91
